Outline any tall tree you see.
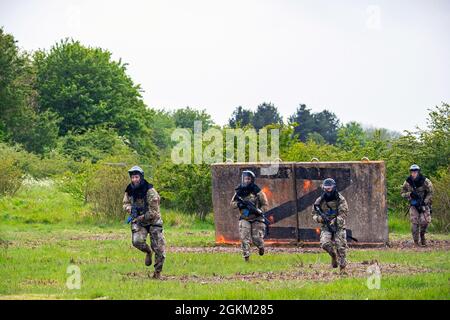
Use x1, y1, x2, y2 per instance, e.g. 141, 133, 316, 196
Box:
0, 28, 59, 154
33, 39, 154, 155
172, 107, 214, 130
288, 104, 339, 144
336, 122, 366, 150
228, 106, 253, 128
313, 109, 340, 144
252, 102, 283, 130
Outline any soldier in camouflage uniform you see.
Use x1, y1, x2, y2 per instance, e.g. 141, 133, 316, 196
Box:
231, 170, 269, 262
123, 166, 166, 279
401, 164, 433, 246
312, 178, 349, 275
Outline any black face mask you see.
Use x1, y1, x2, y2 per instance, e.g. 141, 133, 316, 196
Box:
126, 178, 153, 199
323, 189, 338, 201
407, 173, 425, 187
236, 183, 261, 197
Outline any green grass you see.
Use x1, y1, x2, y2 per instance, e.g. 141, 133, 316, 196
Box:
0, 182, 449, 300
0, 225, 448, 299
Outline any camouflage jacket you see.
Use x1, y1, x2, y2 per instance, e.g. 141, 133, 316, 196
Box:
311, 193, 349, 229
123, 187, 162, 226
230, 190, 269, 222
401, 175, 433, 205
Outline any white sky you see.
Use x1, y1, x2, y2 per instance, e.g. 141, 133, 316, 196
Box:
1, 0, 449, 132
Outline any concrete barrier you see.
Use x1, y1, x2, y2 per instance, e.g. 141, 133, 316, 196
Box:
211, 161, 388, 246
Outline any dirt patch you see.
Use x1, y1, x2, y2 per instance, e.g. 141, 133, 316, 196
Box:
20, 278, 60, 287
387, 239, 450, 252
0, 294, 60, 300
8, 232, 127, 248
122, 261, 432, 283
167, 246, 323, 254
167, 238, 450, 254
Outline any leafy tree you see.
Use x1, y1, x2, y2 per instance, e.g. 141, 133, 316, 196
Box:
288, 104, 339, 144
172, 107, 214, 130
252, 102, 283, 130
228, 106, 253, 128
33, 39, 154, 156
336, 122, 366, 151
313, 109, 340, 144
0, 27, 59, 154
59, 127, 132, 163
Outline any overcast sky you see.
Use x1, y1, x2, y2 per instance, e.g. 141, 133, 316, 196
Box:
1, 0, 449, 132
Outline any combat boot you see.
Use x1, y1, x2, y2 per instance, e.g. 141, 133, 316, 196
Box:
259, 247, 265, 256
420, 231, 427, 247
152, 271, 161, 280
244, 256, 250, 262
145, 250, 153, 266
339, 265, 348, 276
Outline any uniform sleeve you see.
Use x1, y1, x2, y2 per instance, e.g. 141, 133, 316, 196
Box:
337, 194, 349, 218
401, 181, 411, 199
230, 192, 239, 209
257, 191, 269, 213
424, 178, 434, 205
311, 197, 322, 223
123, 192, 132, 212
145, 188, 161, 220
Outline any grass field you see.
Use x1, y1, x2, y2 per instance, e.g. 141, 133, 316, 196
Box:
0, 183, 449, 300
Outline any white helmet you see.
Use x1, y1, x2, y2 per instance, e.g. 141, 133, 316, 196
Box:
409, 164, 420, 171
128, 165, 144, 177
241, 170, 256, 186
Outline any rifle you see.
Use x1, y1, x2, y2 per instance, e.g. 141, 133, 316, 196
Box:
235, 195, 271, 236
314, 204, 358, 242
126, 205, 146, 224
409, 189, 426, 214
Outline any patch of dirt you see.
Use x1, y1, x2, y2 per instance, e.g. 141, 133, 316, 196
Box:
122, 261, 432, 283
20, 278, 60, 287
167, 238, 450, 254
8, 232, 127, 248
67, 233, 127, 241
0, 294, 60, 300
387, 239, 450, 252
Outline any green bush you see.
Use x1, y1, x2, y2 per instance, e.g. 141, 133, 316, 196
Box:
84, 164, 128, 222
83, 155, 140, 222
430, 167, 450, 233
0, 149, 24, 196
154, 162, 212, 220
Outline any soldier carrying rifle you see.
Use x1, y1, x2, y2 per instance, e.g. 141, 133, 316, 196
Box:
401, 164, 433, 246
312, 178, 350, 275
123, 166, 166, 279
230, 170, 269, 262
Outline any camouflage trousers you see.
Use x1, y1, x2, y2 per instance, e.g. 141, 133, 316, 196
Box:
239, 219, 265, 258
131, 222, 166, 272
320, 229, 347, 268
409, 206, 432, 242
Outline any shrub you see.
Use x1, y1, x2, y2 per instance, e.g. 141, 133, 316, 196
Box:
0, 144, 24, 196
430, 167, 450, 233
